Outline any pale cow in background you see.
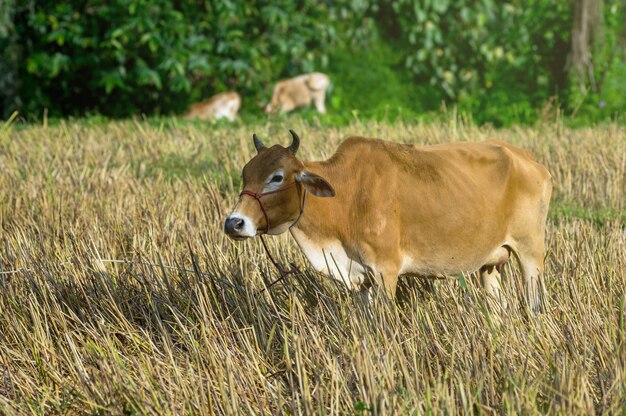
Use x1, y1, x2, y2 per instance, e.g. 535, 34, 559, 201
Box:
264, 73, 330, 114
184, 92, 241, 121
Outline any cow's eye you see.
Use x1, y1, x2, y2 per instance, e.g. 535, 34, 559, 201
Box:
270, 174, 284, 183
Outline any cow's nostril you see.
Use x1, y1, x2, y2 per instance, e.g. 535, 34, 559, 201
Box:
225, 217, 246, 235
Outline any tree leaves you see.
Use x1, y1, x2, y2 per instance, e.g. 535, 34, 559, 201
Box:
5, 0, 357, 117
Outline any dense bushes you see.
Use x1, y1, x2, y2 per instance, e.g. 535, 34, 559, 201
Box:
1, 0, 624, 124
1, 0, 363, 118
379, 0, 624, 125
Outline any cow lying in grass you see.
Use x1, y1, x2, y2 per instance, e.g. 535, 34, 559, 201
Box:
183, 92, 241, 121
224, 131, 552, 311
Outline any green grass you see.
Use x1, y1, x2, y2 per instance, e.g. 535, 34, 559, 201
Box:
0, 117, 624, 414
550, 200, 625, 226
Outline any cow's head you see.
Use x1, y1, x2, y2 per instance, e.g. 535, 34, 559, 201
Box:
263, 90, 281, 114
263, 101, 276, 114
224, 130, 335, 240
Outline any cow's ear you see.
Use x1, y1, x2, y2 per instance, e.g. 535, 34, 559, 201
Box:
296, 171, 335, 197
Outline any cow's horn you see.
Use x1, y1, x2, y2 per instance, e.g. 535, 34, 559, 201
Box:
288, 130, 300, 154
253, 133, 266, 152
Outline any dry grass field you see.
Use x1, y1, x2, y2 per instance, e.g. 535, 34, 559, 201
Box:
0, 117, 624, 415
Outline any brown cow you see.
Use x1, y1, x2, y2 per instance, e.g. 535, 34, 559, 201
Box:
264, 73, 330, 114
184, 92, 241, 121
224, 131, 552, 310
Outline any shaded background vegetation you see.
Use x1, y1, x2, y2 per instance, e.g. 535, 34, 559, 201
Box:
1, 0, 625, 125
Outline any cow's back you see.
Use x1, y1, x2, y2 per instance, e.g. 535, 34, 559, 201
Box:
273, 73, 329, 107
329, 137, 545, 193
274, 76, 310, 107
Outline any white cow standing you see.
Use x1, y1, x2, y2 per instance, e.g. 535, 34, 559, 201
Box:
264, 73, 330, 114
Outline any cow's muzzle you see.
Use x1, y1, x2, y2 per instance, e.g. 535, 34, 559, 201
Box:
224, 216, 252, 240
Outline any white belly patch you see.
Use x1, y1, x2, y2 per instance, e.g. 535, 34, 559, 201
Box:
290, 229, 366, 288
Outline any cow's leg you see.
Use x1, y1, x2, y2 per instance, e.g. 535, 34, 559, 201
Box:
510, 180, 551, 314
279, 100, 296, 113
508, 237, 545, 313
312, 92, 327, 114
480, 246, 510, 309
517, 248, 545, 313
480, 264, 507, 310
226, 103, 237, 121
373, 264, 400, 298
357, 286, 373, 306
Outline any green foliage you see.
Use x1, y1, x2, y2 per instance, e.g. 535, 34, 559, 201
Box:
391, 0, 572, 125
2, 0, 625, 125
4, 0, 361, 118
326, 38, 442, 121
0, 0, 18, 117
567, 1, 626, 125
